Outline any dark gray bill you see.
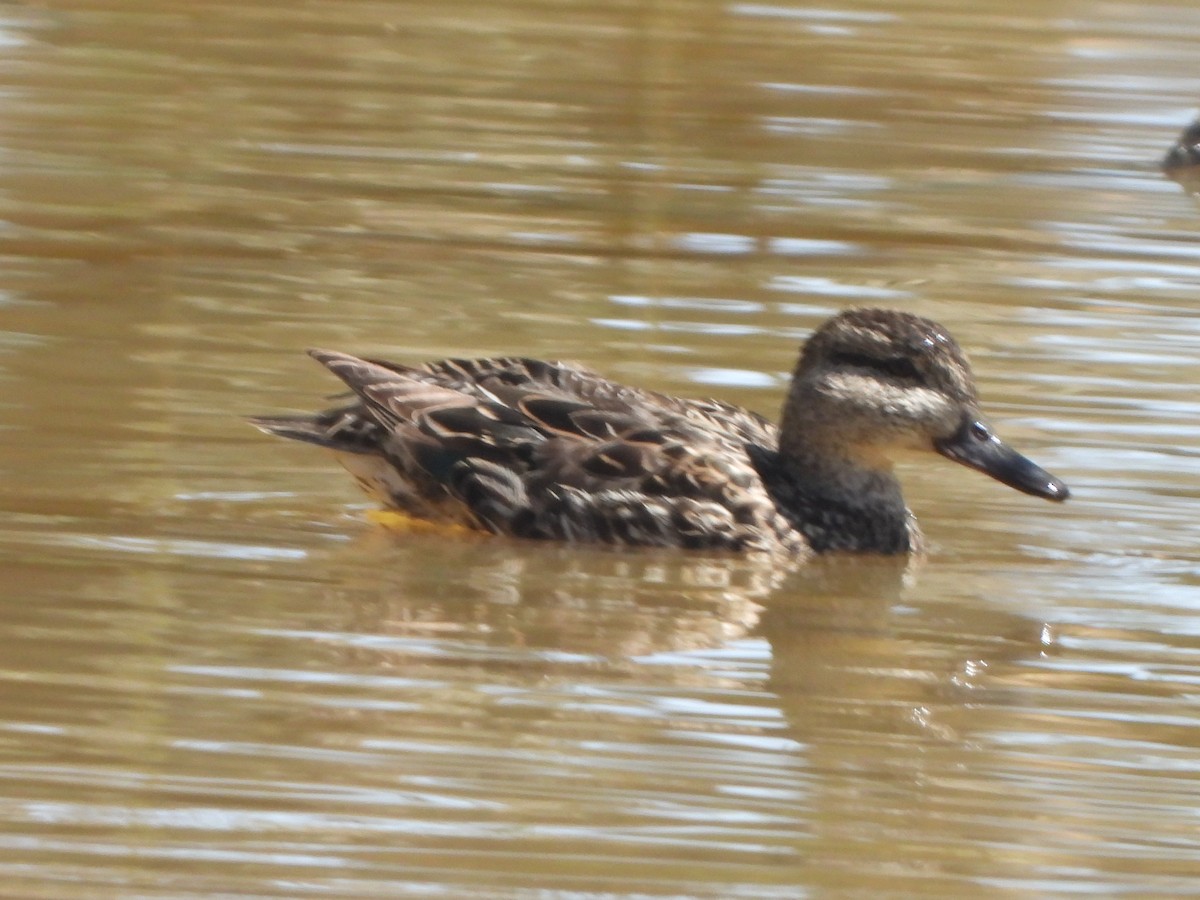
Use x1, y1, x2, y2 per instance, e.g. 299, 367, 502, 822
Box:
934, 418, 1069, 502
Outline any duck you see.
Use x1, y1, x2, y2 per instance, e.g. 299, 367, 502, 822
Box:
250, 307, 1068, 556
1164, 119, 1200, 170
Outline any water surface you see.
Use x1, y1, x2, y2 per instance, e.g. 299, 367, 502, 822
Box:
3, 0, 1200, 896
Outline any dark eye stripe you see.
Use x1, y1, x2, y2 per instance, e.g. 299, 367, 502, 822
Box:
831, 351, 922, 382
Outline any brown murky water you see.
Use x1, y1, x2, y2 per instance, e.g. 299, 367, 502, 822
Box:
3, 0, 1200, 896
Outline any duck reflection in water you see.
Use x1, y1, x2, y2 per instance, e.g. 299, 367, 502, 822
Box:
252, 308, 1067, 558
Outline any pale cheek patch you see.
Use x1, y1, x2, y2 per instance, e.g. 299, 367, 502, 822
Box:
821, 374, 958, 435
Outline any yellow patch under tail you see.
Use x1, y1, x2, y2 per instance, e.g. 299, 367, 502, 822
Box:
366, 509, 486, 539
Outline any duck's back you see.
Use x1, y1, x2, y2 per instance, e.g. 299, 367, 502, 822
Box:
251, 354, 803, 553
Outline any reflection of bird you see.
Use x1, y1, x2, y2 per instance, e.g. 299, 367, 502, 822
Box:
251, 308, 1067, 556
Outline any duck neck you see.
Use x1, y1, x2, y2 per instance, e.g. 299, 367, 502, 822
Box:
760, 436, 917, 554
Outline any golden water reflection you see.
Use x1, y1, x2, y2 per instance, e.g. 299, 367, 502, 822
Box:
2, 0, 1200, 896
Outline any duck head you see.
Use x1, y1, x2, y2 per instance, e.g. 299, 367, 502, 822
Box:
780, 308, 1069, 502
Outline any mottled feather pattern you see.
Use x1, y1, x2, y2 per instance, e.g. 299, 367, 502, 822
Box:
252, 309, 1068, 555
256, 351, 794, 552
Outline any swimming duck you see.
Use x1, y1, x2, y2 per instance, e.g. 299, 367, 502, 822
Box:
1164, 119, 1200, 170
251, 308, 1068, 556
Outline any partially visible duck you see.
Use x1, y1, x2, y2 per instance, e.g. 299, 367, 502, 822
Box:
1164, 118, 1200, 170
251, 308, 1068, 556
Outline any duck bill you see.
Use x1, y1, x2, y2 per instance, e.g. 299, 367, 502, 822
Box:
934, 418, 1069, 502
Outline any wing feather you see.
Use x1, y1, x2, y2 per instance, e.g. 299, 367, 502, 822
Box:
257, 350, 791, 551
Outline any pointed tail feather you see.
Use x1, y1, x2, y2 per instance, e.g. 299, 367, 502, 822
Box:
307, 348, 481, 430
246, 407, 381, 455
246, 413, 326, 442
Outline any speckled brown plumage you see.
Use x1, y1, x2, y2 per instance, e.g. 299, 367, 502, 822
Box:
251, 308, 1068, 556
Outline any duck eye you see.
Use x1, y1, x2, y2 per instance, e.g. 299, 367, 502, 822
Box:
831, 351, 922, 382
970, 421, 991, 442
